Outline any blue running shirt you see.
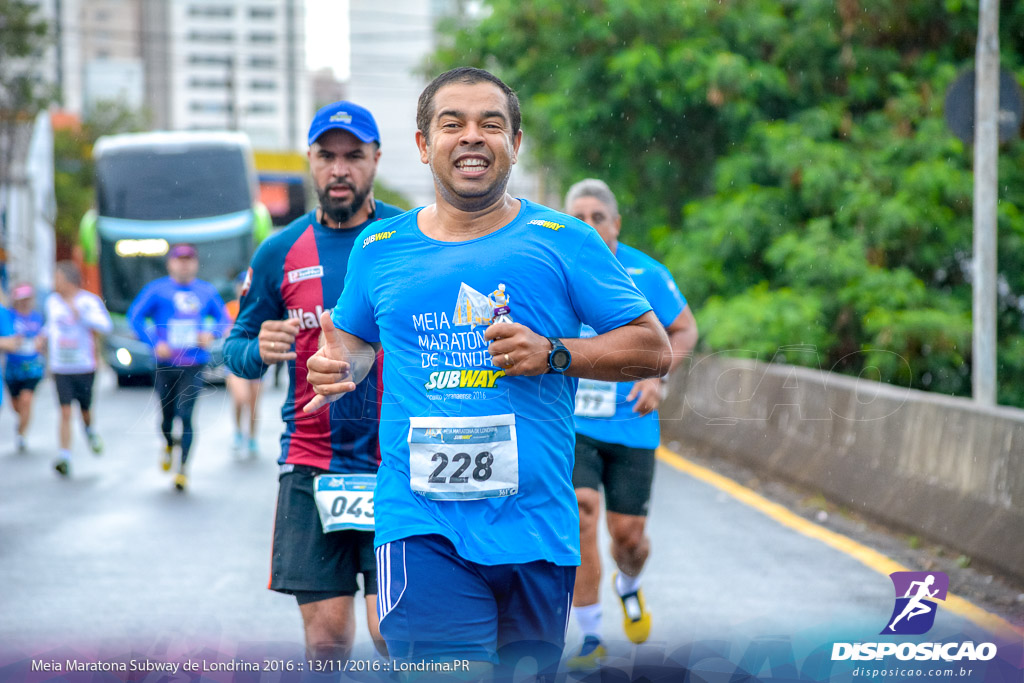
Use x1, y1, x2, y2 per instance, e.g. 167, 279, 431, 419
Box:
4, 308, 45, 381
0, 307, 12, 407
332, 199, 653, 566
574, 243, 687, 450
127, 277, 229, 367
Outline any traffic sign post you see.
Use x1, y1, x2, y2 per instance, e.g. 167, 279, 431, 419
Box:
971, 0, 1001, 406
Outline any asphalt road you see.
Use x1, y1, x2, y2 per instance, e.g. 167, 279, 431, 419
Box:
0, 371, 1017, 679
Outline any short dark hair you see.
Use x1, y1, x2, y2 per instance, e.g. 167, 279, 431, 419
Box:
416, 67, 521, 142
55, 260, 82, 287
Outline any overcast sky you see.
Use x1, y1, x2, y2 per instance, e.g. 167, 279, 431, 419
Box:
305, 1, 350, 79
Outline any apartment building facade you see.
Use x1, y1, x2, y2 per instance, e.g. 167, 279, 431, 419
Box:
143, 0, 310, 150
347, 0, 545, 206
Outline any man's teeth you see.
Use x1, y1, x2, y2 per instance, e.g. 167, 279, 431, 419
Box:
457, 159, 487, 168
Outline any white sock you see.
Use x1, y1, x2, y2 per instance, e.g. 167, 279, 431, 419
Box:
573, 602, 602, 639
59, 448, 72, 461
615, 570, 643, 596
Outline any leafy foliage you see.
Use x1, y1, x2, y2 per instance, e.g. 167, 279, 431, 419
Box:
433, 0, 1024, 406
373, 181, 415, 211
53, 101, 150, 247
0, 0, 53, 187
53, 128, 93, 247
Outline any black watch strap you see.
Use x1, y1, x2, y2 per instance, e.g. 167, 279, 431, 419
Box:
546, 337, 571, 373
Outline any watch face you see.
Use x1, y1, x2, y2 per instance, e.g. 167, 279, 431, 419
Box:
551, 348, 571, 371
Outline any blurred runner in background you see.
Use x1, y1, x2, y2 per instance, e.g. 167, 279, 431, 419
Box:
224, 271, 261, 459
128, 244, 229, 492
4, 284, 46, 453
46, 261, 113, 477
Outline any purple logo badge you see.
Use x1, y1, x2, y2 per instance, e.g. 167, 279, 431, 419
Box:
881, 571, 948, 635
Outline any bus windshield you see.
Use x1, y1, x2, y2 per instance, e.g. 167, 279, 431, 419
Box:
96, 146, 253, 220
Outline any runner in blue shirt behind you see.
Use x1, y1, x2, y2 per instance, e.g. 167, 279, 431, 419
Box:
3, 284, 46, 453
563, 179, 698, 670
128, 243, 229, 492
305, 67, 672, 681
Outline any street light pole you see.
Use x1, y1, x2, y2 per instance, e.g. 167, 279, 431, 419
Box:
973, 0, 999, 406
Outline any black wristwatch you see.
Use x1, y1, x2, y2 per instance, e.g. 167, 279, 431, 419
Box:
546, 337, 571, 373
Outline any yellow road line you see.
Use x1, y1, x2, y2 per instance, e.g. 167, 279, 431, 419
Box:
656, 446, 1024, 639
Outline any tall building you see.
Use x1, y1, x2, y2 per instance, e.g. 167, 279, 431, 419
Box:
80, 0, 145, 113
347, 0, 542, 207
26, 0, 144, 115
29, 0, 83, 114
142, 0, 310, 150
347, 1, 434, 205
311, 67, 346, 112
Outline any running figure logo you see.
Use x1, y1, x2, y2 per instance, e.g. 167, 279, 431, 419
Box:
490, 284, 513, 324
881, 571, 948, 635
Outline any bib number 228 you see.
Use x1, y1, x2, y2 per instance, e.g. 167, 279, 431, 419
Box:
428, 451, 494, 484
409, 414, 518, 501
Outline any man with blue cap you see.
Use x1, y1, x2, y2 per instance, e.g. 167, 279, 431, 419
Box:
224, 101, 403, 662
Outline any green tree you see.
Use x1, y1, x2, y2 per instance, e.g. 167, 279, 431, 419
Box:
373, 181, 415, 211
0, 0, 52, 189
432, 0, 1024, 406
53, 126, 92, 248
82, 99, 151, 140
53, 100, 150, 248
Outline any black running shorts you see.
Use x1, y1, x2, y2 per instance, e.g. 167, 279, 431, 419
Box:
4, 374, 41, 398
54, 372, 96, 409
572, 433, 655, 516
270, 465, 377, 599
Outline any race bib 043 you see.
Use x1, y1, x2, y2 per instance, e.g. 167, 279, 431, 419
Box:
313, 473, 376, 532
408, 414, 519, 501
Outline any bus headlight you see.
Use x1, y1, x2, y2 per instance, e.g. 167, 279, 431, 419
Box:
115, 348, 132, 366
115, 238, 169, 257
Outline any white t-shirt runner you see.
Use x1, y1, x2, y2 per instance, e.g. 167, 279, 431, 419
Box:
45, 291, 113, 374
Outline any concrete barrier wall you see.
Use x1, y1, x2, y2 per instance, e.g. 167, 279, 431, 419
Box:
659, 355, 1024, 582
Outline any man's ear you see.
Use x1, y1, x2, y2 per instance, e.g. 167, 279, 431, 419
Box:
416, 130, 430, 165
511, 129, 523, 164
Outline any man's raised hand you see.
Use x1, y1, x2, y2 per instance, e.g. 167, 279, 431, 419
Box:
304, 311, 355, 413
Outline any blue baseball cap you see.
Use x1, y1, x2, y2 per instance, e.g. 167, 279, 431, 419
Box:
307, 100, 380, 146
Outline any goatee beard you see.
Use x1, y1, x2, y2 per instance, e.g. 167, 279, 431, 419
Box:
319, 183, 371, 225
